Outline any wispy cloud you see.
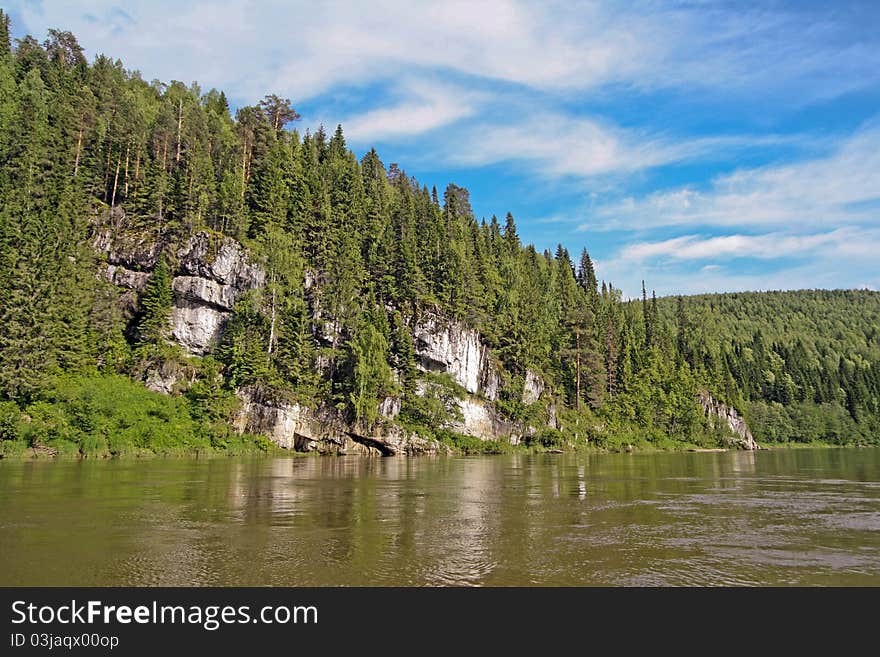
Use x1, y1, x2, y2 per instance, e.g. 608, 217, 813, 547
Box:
597, 226, 880, 298
618, 230, 854, 263
591, 126, 880, 230
10, 1, 880, 103
428, 112, 807, 179
334, 80, 483, 141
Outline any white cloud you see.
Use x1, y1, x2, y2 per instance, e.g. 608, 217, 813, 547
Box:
591, 126, 880, 230
434, 113, 800, 178
9, 0, 648, 101
335, 80, 482, 141
10, 1, 879, 104
596, 227, 880, 298
618, 230, 854, 263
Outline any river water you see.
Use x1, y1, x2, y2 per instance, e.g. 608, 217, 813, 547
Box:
1, 448, 879, 586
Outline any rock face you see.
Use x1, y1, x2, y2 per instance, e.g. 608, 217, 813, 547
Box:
451, 397, 520, 443
234, 388, 445, 455
105, 264, 150, 291
96, 221, 533, 453
170, 234, 265, 354
97, 226, 265, 355
92, 210, 165, 271
413, 313, 500, 400
234, 388, 346, 451
523, 369, 545, 405
699, 392, 758, 450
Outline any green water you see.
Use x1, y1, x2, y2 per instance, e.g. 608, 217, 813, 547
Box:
1, 449, 879, 586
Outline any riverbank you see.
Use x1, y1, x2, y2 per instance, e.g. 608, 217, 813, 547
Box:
3, 434, 873, 460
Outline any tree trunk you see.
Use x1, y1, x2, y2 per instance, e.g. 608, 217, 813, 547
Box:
110, 154, 121, 207
268, 279, 277, 357
576, 329, 581, 410
123, 142, 130, 197
175, 98, 183, 163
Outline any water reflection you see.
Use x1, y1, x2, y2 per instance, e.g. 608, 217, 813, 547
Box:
1, 449, 879, 586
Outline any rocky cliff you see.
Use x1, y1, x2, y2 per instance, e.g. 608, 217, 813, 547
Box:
94, 216, 265, 355
413, 313, 501, 399
233, 387, 447, 456
171, 233, 265, 354
699, 392, 759, 450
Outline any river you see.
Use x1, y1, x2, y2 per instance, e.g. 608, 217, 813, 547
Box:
1, 448, 879, 586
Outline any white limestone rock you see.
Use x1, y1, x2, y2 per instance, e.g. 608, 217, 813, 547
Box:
699, 391, 759, 450
170, 301, 229, 356
523, 369, 545, 405
413, 313, 499, 400
105, 264, 150, 291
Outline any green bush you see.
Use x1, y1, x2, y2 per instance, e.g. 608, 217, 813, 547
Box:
9, 374, 270, 457
0, 401, 21, 441
527, 427, 566, 449
435, 429, 514, 454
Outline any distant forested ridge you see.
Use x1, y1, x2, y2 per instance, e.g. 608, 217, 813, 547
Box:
655, 290, 880, 444
0, 14, 877, 456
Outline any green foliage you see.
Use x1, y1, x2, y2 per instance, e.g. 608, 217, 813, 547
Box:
434, 429, 515, 455
0, 400, 20, 440
526, 427, 566, 449
654, 291, 880, 445
217, 292, 271, 389
347, 306, 394, 426
136, 255, 172, 346
0, 374, 272, 457
397, 371, 466, 435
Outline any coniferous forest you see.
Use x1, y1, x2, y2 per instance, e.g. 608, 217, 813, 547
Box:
1, 15, 878, 457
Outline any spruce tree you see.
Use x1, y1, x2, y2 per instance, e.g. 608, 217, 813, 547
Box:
0, 10, 10, 58
136, 256, 172, 346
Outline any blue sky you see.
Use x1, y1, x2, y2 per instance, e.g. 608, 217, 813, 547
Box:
6, 0, 880, 297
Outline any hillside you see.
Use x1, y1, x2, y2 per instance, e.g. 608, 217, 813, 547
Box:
0, 15, 877, 456
657, 290, 880, 363
654, 290, 880, 444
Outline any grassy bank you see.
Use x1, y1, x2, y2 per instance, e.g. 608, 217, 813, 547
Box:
0, 374, 275, 459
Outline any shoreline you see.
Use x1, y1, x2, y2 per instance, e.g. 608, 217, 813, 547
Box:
0, 440, 874, 461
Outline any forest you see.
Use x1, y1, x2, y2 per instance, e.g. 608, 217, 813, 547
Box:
1, 13, 878, 457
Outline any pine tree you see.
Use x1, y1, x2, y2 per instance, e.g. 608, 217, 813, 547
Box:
676, 296, 692, 366
136, 256, 172, 346
0, 10, 11, 58
642, 280, 654, 349
576, 248, 598, 302
391, 310, 417, 396
248, 136, 292, 236
605, 313, 617, 398
218, 293, 271, 389
258, 94, 300, 134
0, 67, 68, 401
